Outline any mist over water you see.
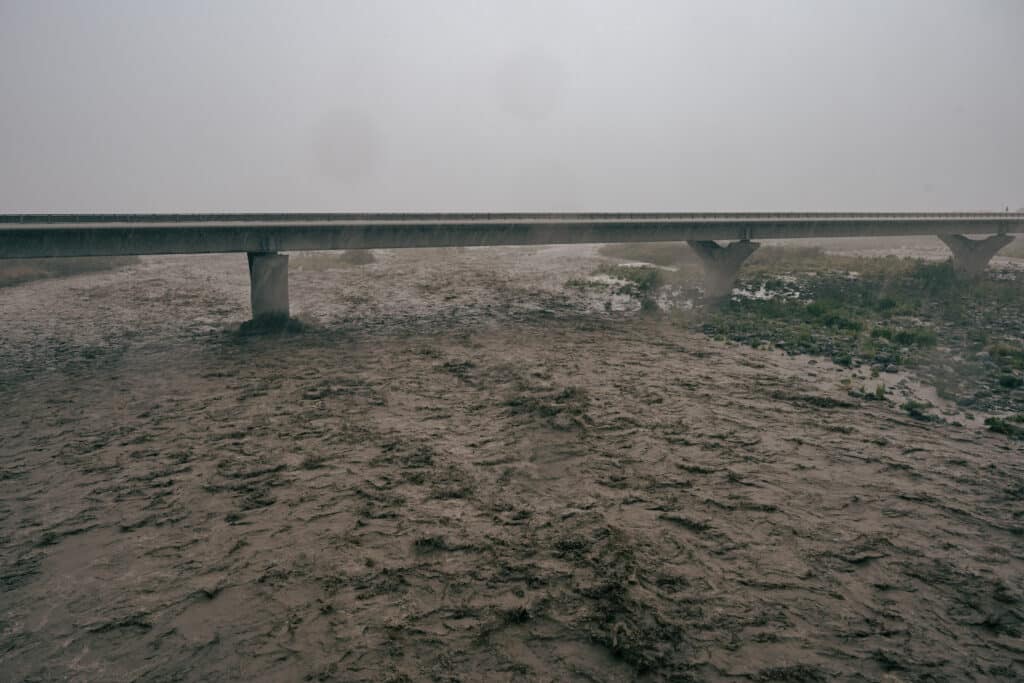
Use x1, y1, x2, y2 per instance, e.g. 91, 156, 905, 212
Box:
1, 1, 1022, 212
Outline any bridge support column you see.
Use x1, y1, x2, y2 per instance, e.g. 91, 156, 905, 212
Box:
687, 240, 760, 301
938, 234, 1013, 276
247, 252, 289, 319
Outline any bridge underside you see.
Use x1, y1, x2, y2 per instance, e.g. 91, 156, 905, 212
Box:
2, 213, 1021, 320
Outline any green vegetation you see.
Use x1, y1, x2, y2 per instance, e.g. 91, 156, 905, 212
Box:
985, 414, 1024, 439
593, 264, 665, 297
579, 243, 1024, 419
0, 256, 139, 287
744, 246, 905, 276
871, 326, 937, 347
564, 277, 609, 290
566, 263, 679, 312
703, 259, 1024, 414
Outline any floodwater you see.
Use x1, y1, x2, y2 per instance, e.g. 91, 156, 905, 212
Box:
1, 244, 1022, 681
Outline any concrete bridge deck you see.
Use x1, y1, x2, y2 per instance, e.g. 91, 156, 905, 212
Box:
2, 212, 1023, 258
2, 213, 1022, 319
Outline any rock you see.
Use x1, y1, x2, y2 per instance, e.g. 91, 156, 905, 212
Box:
885, 364, 899, 373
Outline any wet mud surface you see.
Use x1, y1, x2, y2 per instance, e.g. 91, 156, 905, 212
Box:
2, 247, 1023, 681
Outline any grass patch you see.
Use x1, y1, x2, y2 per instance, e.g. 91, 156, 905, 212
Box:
0, 256, 139, 287
594, 264, 665, 297
989, 343, 1024, 371
565, 277, 609, 290
569, 261, 689, 312
985, 414, 1024, 439
871, 326, 938, 347
587, 245, 1024, 418
701, 258, 1024, 416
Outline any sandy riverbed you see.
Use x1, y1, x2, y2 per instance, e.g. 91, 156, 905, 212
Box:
1, 244, 1022, 681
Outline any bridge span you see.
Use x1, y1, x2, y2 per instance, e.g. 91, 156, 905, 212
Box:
2, 212, 1022, 319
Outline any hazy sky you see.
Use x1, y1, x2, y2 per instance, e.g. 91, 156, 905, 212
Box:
1, 1, 1022, 212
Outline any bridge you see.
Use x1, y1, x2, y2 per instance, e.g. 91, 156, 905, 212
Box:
2, 212, 1022, 319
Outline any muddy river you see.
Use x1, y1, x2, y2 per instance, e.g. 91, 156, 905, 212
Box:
1, 244, 1022, 681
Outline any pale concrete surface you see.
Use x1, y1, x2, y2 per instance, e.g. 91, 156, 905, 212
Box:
247, 252, 289, 318
2, 213, 1023, 259
938, 234, 1016, 275
688, 239, 761, 299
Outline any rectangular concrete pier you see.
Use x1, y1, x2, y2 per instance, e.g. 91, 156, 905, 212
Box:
247, 252, 289, 318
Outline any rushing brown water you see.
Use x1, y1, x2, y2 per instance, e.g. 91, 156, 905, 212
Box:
2, 245, 1022, 681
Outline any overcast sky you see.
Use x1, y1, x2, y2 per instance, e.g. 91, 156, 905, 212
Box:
1, 0, 1021, 212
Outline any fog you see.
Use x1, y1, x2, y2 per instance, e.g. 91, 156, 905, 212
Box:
1, 0, 1022, 212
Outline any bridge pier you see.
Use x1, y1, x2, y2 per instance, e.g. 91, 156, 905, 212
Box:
938, 234, 1014, 276
687, 240, 760, 300
247, 251, 289, 319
